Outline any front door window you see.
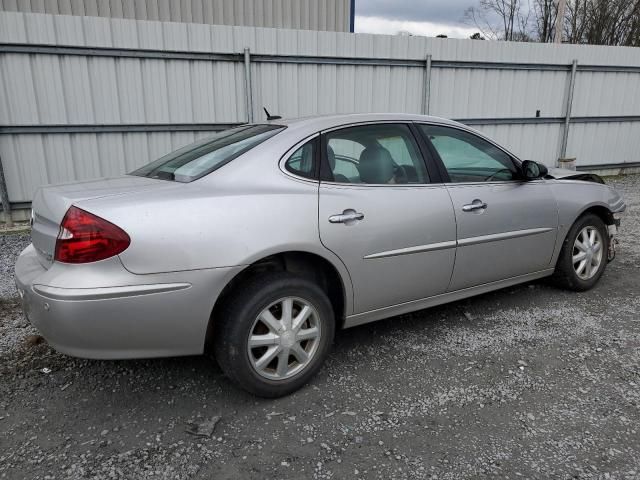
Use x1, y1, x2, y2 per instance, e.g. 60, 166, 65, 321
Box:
419, 125, 518, 183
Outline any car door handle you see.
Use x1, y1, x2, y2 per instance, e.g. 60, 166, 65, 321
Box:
462, 200, 488, 212
328, 210, 365, 224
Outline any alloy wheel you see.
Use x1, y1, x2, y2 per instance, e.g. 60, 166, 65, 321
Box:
572, 226, 603, 280
247, 297, 322, 381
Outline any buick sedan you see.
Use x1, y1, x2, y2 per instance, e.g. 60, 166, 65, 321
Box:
15, 114, 625, 397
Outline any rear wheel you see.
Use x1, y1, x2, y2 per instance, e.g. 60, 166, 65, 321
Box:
213, 272, 335, 397
552, 213, 609, 291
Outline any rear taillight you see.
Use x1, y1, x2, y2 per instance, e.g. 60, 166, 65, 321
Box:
54, 206, 130, 264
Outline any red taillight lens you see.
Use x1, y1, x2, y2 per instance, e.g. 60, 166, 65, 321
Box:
54, 206, 130, 264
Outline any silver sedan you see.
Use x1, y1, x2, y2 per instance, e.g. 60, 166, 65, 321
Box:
15, 114, 625, 397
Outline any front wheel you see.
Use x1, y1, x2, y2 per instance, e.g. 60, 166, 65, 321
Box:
552, 213, 609, 291
213, 273, 335, 397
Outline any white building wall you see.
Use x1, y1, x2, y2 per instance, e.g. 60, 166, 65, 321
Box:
0, 0, 352, 32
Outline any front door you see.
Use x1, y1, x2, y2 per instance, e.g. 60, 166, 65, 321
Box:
317, 123, 457, 314
417, 123, 559, 291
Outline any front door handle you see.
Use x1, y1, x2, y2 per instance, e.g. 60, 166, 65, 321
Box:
328, 209, 365, 224
462, 200, 488, 212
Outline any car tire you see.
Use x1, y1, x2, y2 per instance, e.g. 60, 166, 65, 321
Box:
552, 213, 609, 292
213, 272, 335, 397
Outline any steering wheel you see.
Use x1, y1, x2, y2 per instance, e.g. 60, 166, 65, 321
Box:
484, 168, 513, 182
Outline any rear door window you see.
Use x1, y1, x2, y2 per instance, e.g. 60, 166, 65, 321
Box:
323, 124, 429, 184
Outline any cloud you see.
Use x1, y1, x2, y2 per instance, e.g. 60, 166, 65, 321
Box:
356, 0, 476, 25
355, 15, 479, 39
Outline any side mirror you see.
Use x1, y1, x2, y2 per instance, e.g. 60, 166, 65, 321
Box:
521, 160, 548, 180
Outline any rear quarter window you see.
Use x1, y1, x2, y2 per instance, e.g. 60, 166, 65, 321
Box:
131, 125, 284, 182
284, 139, 317, 179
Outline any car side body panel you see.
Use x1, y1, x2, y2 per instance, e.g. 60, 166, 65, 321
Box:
546, 179, 626, 265
318, 182, 457, 314
445, 180, 559, 291
14, 113, 626, 360
15, 244, 242, 358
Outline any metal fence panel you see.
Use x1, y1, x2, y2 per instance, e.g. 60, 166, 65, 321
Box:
1, 11, 640, 204
251, 62, 425, 118
474, 123, 565, 165
567, 121, 640, 165
430, 68, 569, 118
572, 71, 640, 117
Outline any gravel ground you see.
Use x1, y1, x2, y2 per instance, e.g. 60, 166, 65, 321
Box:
0, 231, 29, 299
1, 175, 639, 480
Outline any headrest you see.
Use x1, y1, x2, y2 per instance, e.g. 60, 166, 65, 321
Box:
358, 146, 394, 184
327, 145, 336, 170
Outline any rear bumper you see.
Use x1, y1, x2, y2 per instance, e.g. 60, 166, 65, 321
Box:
15, 244, 242, 359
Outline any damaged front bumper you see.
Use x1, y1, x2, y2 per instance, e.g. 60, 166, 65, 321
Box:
607, 214, 622, 262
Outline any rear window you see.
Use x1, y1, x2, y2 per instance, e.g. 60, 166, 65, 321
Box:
130, 125, 284, 182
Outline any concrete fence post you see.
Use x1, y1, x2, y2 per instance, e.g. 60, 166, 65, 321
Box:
0, 154, 13, 227
559, 59, 578, 165
244, 47, 254, 123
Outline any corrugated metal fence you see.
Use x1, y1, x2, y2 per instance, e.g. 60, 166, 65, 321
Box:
1, 10, 640, 210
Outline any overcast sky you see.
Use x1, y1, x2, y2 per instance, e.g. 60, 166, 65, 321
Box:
355, 0, 480, 38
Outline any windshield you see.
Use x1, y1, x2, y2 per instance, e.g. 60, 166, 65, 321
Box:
130, 125, 285, 182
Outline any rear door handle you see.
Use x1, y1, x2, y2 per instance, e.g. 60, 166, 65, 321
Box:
462, 200, 488, 212
328, 209, 365, 224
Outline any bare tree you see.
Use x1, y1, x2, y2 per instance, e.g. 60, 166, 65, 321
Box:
532, 0, 557, 42
465, 0, 531, 41
465, 0, 640, 45
564, 0, 640, 46
564, 0, 588, 44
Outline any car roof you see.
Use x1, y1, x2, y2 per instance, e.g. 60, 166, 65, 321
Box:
258, 113, 464, 133
247, 113, 521, 163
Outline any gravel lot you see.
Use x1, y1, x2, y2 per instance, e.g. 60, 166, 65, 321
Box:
1, 175, 639, 480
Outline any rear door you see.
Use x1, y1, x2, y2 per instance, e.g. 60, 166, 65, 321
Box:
417, 123, 559, 291
317, 122, 457, 314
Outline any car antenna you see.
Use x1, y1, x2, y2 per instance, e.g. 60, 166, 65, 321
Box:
263, 107, 282, 121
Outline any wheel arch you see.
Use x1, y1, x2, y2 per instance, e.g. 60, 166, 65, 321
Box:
205, 249, 352, 348
576, 203, 616, 226
550, 198, 617, 269
551, 203, 612, 291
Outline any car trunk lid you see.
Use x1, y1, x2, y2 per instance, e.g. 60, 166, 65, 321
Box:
30, 176, 172, 268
